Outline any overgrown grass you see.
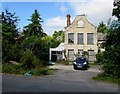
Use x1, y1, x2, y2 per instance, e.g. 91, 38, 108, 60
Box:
93, 73, 120, 84
89, 62, 102, 65
2, 63, 58, 76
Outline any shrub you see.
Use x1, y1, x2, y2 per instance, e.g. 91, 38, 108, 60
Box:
2, 63, 25, 74
20, 49, 48, 69
96, 52, 104, 64
20, 49, 35, 69
30, 68, 48, 76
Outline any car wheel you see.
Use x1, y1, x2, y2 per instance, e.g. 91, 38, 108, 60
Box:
73, 66, 77, 70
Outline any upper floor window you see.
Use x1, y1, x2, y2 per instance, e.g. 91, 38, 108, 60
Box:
87, 33, 94, 44
68, 33, 74, 44
77, 33, 83, 44
78, 21, 84, 27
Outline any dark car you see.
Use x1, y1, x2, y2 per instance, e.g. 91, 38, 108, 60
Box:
73, 57, 89, 70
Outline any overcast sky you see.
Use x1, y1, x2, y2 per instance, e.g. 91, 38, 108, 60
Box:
2, 0, 116, 35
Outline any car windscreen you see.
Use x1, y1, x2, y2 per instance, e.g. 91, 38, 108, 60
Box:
76, 58, 86, 63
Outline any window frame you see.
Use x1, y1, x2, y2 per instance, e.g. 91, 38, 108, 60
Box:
87, 33, 94, 45
77, 33, 84, 44
78, 21, 84, 28
68, 33, 74, 44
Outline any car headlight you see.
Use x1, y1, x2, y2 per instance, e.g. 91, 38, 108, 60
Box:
84, 62, 87, 65
73, 62, 76, 64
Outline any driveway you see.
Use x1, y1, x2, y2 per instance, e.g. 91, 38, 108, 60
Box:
49, 64, 102, 72
2, 64, 118, 92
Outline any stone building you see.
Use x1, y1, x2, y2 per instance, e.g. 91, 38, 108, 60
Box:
64, 14, 98, 61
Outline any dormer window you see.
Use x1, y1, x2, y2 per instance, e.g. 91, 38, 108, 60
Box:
78, 21, 84, 27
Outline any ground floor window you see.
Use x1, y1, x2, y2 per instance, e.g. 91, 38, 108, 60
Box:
78, 49, 83, 57
68, 49, 74, 61
88, 50, 96, 62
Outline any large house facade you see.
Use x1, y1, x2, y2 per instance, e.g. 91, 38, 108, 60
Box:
49, 14, 105, 62
64, 14, 98, 61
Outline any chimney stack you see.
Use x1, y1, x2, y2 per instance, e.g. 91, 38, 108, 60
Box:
66, 14, 71, 27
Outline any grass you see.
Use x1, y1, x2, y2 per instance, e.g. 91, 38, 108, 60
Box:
93, 73, 119, 84
2, 63, 58, 76
89, 62, 102, 65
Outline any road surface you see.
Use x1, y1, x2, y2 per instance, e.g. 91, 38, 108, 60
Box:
2, 64, 119, 92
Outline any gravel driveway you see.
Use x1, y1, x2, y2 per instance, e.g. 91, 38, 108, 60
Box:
2, 64, 118, 92
49, 64, 102, 72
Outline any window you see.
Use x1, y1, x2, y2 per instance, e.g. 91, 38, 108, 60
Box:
77, 33, 83, 44
68, 49, 74, 61
88, 50, 96, 61
68, 33, 74, 44
78, 21, 84, 27
87, 33, 94, 44
78, 49, 83, 56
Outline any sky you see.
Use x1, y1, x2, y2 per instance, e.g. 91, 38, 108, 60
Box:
1, 0, 116, 35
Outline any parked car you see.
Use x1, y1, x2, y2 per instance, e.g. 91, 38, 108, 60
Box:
73, 57, 89, 70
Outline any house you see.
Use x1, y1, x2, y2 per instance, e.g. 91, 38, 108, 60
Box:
64, 14, 98, 62
49, 14, 105, 62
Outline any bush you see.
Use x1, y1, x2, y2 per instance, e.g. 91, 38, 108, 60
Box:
96, 52, 104, 64
20, 49, 48, 70
29, 68, 48, 76
20, 49, 35, 69
2, 63, 25, 74
93, 73, 119, 84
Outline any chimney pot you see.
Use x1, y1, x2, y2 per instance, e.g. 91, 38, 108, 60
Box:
66, 14, 71, 27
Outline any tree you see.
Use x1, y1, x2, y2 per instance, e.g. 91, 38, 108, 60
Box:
98, 1, 120, 79
113, 1, 120, 20
2, 10, 21, 63
52, 30, 65, 42
2, 10, 19, 43
23, 9, 45, 37
97, 21, 108, 33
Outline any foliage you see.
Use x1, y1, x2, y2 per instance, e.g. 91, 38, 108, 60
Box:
2, 63, 26, 74
93, 73, 120, 84
96, 52, 104, 64
2, 10, 21, 63
102, 26, 120, 79
96, 1, 120, 80
113, 1, 120, 21
2, 10, 19, 43
30, 68, 48, 76
52, 30, 65, 42
97, 21, 108, 33
20, 49, 46, 69
82, 51, 88, 57
1, 9, 64, 76
2, 63, 58, 76
23, 9, 46, 37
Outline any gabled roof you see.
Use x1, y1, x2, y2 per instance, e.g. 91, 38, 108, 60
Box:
67, 14, 96, 28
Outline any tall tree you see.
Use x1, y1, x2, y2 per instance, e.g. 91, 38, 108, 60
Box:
97, 21, 108, 33
99, 1, 120, 79
2, 10, 19, 43
2, 10, 20, 62
23, 9, 45, 37
113, 1, 120, 21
